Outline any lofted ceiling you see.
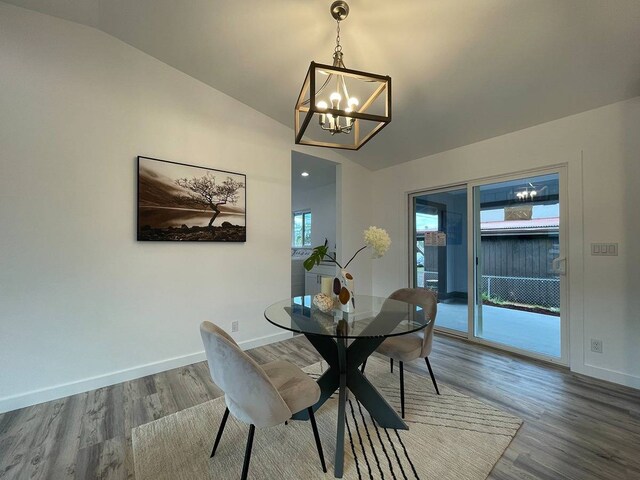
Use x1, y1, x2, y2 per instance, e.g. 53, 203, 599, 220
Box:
4, 0, 640, 170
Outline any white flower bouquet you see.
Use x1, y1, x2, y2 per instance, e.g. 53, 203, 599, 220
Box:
305, 227, 391, 313
304, 226, 391, 272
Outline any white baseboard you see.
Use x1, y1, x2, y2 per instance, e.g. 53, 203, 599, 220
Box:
574, 363, 640, 390
0, 330, 293, 414
238, 331, 293, 351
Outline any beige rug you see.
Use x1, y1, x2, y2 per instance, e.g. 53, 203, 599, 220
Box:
133, 357, 522, 479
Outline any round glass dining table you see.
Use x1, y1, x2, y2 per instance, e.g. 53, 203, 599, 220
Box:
264, 295, 431, 478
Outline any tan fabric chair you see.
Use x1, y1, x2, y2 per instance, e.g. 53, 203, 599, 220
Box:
200, 321, 326, 480
361, 288, 440, 418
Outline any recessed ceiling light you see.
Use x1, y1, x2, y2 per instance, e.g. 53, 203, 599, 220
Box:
301, 172, 310, 177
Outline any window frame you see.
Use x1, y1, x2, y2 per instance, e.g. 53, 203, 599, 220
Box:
292, 210, 312, 247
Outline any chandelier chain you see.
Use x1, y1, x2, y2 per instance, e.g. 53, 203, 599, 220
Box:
334, 20, 342, 53
294, 0, 392, 149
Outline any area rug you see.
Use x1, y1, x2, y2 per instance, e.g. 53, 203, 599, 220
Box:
132, 357, 522, 479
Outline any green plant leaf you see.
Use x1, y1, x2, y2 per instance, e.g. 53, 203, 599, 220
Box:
304, 243, 330, 271
303, 256, 317, 271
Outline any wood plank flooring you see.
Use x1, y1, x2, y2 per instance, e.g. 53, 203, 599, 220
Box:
1, 334, 639, 479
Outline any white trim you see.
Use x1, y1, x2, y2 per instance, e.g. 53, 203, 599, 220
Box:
571, 152, 586, 375
469, 183, 478, 338
469, 166, 569, 366
471, 336, 567, 365
559, 166, 571, 365
577, 363, 640, 390
406, 164, 571, 366
238, 331, 293, 351
0, 330, 292, 414
405, 163, 570, 196
432, 325, 467, 338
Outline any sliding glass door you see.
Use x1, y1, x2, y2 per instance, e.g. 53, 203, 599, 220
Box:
473, 172, 565, 360
410, 187, 468, 334
409, 168, 568, 364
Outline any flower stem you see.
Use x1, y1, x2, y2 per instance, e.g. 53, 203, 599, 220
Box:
323, 252, 343, 269
343, 245, 368, 270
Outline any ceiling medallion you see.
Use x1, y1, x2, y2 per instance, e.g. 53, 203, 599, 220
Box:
294, 1, 392, 150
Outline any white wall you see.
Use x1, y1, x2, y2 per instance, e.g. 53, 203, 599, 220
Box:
0, 4, 373, 412
372, 97, 640, 388
336, 160, 375, 295
292, 182, 337, 250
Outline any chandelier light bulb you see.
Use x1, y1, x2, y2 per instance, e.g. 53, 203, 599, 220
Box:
316, 101, 328, 126
345, 107, 353, 127
293, 0, 391, 149
330, 92, 342, 107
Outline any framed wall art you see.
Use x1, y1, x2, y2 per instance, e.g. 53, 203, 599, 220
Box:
137, 156, 246, 242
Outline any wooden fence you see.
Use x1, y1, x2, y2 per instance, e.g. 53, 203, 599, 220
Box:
421, 235, 559, 279
480, 235, 559, 279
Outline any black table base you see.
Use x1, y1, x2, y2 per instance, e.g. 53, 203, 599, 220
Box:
292, 332, 407, 478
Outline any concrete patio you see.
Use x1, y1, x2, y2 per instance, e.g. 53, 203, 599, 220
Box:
435, 302, 561, 358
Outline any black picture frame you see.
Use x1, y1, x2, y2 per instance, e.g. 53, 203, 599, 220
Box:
137, 156, 246, 242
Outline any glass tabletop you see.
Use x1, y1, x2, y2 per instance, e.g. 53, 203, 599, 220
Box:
264, 295, 431, 339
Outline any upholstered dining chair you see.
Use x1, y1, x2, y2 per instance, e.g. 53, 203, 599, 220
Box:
200, 321, 326, 480
361, 288, 440, 418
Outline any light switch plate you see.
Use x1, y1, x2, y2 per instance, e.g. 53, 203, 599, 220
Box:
591, 243, 618, 256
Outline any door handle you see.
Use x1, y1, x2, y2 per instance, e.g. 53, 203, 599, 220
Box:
552, 257, 567, 275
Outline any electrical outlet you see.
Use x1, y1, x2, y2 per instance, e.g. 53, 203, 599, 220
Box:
590, 339, 603, 354
231, 321, 239, 332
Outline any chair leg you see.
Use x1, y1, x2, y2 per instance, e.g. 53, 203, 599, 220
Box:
308, 407, 327, 473
425, 357, 440, 395
360, 359, 367, 374
240, 424, 255, 480
210, 407, 230, 458
390, 357, 394, 373
399, 361, 405, 419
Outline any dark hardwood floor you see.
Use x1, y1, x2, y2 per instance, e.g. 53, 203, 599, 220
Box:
1, 334, 639, 479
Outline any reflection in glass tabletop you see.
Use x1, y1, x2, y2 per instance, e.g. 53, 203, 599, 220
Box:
264, 295, 431, 339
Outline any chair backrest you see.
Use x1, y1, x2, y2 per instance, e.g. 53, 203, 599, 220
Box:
200, 321, 291, 428
389, 288, 438, 357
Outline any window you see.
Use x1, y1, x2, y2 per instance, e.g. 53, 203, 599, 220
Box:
293, 211, 312, 247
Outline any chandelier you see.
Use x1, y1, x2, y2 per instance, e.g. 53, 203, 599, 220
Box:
516, 189, 537, 201
515, 183, 546, 201
294, 1, 392, 150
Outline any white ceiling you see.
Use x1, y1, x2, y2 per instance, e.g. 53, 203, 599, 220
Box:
292, 152, 337, 193
5, 0, 640, 170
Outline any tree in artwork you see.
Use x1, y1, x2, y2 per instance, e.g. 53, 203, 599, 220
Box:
176, 173, 245, 229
